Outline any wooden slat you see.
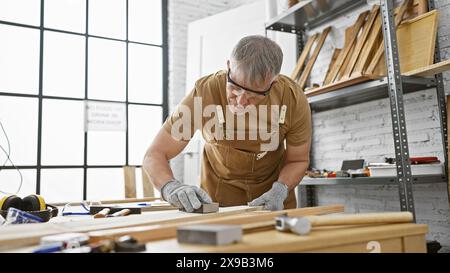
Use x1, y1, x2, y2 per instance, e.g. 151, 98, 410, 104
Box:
350, 12, 383, 77
322, 11, 369, 85
87, 205, 345, 243
323, 48, 341, 83
49, 197, 162, 207
141, 168, 155, 197
123, 166, 137, 198
297, 27, 331, 89
408, 0, 428, 17
290, 33, 319, 81
366, 0, 414, 74
403, 59, 450, 77
342, 5, 380, 79
336, 33, 356, 81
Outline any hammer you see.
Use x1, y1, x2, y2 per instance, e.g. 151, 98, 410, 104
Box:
275, 212, 414, 235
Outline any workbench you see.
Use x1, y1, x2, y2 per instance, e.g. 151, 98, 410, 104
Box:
0, 200, 428, 253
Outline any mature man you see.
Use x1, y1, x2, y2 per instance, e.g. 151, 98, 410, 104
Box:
143, 35, 311, 212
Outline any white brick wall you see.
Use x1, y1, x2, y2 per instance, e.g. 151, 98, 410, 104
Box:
309, 2, 450, 250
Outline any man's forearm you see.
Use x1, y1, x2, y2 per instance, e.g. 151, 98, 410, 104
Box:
143, 152, 175, 191
277, 161, 309, 190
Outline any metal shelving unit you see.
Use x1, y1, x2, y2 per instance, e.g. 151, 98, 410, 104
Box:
265, 0, 449, 220
308, 76, 436, 112
302, 175, 447, 186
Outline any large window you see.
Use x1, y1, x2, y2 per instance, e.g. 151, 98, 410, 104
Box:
0, 0, 168, 203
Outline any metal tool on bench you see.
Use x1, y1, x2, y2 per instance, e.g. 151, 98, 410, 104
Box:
275, 212, 414, 235
177, 224, 243, 245
275, 213, 311, 235
178, 202, 219, 213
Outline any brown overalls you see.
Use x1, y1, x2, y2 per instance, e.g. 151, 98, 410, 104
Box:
163, 70, 311, 209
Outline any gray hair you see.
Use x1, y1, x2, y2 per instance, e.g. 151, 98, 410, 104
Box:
230, 35, 283, 85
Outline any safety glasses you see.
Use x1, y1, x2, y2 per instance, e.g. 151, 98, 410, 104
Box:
226, 69, 273, 97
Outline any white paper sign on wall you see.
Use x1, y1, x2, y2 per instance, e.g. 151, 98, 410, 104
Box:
84, 100, 126, 132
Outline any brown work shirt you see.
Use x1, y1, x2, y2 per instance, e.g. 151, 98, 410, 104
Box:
163, 70, 311, 208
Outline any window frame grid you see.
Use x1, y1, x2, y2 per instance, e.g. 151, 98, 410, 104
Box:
0, 0, 169, 200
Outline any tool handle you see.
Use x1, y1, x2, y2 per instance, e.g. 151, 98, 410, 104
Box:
305, 212, 413, 227
94, 208, 111, 219
109, 209, 131, 217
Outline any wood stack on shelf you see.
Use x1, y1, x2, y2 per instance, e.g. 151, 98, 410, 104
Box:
290, 0, 449, 97
288, 0, 299, 8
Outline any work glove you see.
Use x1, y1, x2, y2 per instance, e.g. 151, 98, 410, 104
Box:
161, 180, 212, 212
248, 181, 288, 211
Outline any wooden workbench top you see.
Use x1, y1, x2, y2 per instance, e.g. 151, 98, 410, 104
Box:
0, 206, 258, 250
144, 223, 428, 253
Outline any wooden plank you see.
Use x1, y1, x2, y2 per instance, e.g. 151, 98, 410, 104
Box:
49, 197, 162, 207
374, 9, 438, 75
342, 5, 380, 79
402, 10, 437, 70
144, 223, 428, 253
290, 33, 319, 81
336, 34, 356, 81
141, 168, 155, 197
0, 206, 261, 250
351, 12, 383, 77
304, 212, 413, 227
366, 0, 415, 74
87, 205, 345, 243
140, 204, 178, 212
123, 166, 137, 198
297, 27, 331, 89
323, 11, 369, 85
403, 59, 450, 77
323, 48, 341, 83
402, 234, 427, 252
407, 0, 428, 18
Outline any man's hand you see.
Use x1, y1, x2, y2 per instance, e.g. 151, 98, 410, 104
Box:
161, 180, 212, 212
248, 182, 288, 211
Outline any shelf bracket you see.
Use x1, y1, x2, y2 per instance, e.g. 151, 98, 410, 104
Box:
380, 0, 416, 221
